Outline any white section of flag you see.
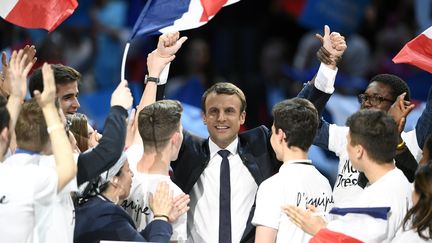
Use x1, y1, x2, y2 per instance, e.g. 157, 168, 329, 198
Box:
0, 0, 18, 18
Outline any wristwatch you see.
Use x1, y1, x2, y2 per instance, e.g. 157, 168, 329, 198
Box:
144, 75, 160, 84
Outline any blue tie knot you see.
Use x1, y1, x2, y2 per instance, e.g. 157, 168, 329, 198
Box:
218, 150, 230, 159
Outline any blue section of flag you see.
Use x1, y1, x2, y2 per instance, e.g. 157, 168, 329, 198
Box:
329, 207, 391, 220
129, 0, 191, 40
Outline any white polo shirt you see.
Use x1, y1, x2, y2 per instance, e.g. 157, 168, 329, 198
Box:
252, 160, 333, 243
187, 138, 258, 243
0, 154, 58, 243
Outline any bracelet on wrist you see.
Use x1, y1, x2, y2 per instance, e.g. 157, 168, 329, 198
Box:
396, 140, 406, 150
153, 214, 169, 221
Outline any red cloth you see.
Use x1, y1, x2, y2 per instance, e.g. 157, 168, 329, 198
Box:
393, 26, 432, 74
310, 228, 364, 243
1, 0, 78, 32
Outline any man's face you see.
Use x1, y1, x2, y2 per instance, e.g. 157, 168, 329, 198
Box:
359, 81, 394, 111
57, 82, 80, 115
203, 93, 245, 148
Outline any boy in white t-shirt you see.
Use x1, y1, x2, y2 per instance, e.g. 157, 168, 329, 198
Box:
0, 61, 76, 243
285, 110, 412, 243
252, 98, 333, 243
124, 100, 189, 241
122, 32, 190, 242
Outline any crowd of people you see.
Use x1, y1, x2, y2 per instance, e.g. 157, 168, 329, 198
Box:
0, 25, 432, 243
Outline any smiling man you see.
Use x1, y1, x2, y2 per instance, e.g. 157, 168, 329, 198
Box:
29, 64, 81, 115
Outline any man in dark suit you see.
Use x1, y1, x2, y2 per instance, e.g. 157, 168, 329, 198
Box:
172, 82, 280, 243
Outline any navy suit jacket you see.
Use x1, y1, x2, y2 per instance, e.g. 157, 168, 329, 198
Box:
74, 196, 172, 243
171, 125, 281, 243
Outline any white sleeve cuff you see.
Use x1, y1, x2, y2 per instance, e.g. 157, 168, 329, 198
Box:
314, 63, 337, 94
158, 62, 171, 85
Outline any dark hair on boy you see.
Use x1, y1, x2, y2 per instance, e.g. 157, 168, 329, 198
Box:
272, 98, 319, 151
29, 64, 81, 97
346, 109, 398, 163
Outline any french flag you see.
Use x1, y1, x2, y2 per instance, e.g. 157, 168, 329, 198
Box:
310, 207, 391, 243
0, 0, 78, 32
393, 26, 432, 74
129, 0, 240, 40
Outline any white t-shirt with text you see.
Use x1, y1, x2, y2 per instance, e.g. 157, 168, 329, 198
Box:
252, 160, 333, 243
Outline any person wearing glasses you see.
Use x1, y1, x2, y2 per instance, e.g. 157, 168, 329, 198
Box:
297, 26, 432, 207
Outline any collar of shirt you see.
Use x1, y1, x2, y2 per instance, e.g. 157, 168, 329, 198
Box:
208, 137, 238, 160
279, 159, 313, 172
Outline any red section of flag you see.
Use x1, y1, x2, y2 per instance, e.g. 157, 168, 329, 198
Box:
393, 29, 432, 74
5, 0, 78, 32
200, 0, 228, 22
310, 228, 364, 243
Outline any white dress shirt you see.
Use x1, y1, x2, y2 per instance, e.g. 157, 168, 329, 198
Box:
187, 137, 258, 243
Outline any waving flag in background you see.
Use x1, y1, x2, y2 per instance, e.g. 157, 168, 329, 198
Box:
129, 0, 240, 40
393, 26, 432, 74
0, 0, 78, 32
121, 0, 240, 82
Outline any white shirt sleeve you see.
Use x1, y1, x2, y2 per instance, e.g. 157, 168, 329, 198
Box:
33, 167, 58, 206
252, 180, 280, 230
314, 63, 338, 94
401, 130, 422, 162
328, 124, 350, 156
158, 62, 170, 85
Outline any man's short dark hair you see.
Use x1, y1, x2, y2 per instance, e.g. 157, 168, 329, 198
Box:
370, 74, 411, 101
272, 98, 319, 151
29, 64, 81, 97
0, 96, 10, 130
138, 100, 183, 152
201, 82, 247, 113
347, 109, 398, 163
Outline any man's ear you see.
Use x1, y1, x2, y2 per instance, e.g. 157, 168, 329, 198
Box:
240, 111, 246, 125
111, 177, 119, 185
202, 111, 207, 125
355, 144, 364, 160
171, 132, 179, 145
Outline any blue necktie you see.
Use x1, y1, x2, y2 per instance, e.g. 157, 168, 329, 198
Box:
218, 150, 231, 243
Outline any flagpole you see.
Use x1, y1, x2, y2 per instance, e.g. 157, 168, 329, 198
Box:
121, 42, 130, 82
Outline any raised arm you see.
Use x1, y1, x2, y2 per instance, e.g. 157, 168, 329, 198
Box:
77, 80, 133, 185
35, 63, 77, 192
297, 26, 346, 150
5, 49, 36, 153
129, 32, 187, 146
136, 32, 187, 112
